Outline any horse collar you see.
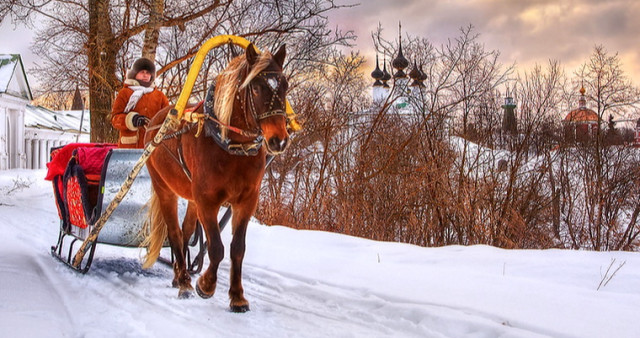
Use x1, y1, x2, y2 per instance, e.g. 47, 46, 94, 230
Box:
204, 83, 264, 156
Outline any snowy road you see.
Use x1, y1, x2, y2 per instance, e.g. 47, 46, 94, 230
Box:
1, 169, 639, 337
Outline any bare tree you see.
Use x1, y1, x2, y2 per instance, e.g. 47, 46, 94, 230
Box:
511, 61, 568, 244
258, 50, 370, 233
566, 46, 640, 250
1, 0, 353, 141
266, 27, 640, 252
2, 0, 230, 141
266, 25, 534, 247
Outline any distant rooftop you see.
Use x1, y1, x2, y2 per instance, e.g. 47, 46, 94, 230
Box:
0, 54, 33, 100
25, 105, 90, 134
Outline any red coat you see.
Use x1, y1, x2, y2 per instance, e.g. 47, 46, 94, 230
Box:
110, 80, 169, 148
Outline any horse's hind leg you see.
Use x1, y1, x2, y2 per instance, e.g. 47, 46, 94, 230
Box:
181, 201, 198, 258
182, 201, 198, 243
182, 202, 198, 251
155, 185, 193, 298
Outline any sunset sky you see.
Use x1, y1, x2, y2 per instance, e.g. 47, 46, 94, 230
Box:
2, 0, 639, 87
328, 0, 640, 84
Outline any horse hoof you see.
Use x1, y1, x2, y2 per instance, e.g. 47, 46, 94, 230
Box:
178, 288, 194, 299
195, 282, 213, 299
172, 279, 179, 288
230, 304, 250, 313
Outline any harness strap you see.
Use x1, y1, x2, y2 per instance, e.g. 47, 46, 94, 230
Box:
162, 124, 193, 141
176, 134, 192, 181
146, 101, 204, 133
203, 82, 264, 156
209, 128, 264, 156
145, 121, 193, 181
204, 115, 261, 138
158, 133, 192, 182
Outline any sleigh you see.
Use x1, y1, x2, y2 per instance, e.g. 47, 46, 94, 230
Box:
47, 143, 210, 273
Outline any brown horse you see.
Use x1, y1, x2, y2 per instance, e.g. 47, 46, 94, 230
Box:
142, 43, 289, 312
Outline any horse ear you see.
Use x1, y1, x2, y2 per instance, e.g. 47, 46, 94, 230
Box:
246, 43, 259, 66
273, 44, 286, 68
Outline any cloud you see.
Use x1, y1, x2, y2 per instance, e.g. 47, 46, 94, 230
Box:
329, 0, 640, 83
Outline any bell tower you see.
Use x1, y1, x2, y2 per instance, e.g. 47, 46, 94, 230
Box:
501, 89, 517, 135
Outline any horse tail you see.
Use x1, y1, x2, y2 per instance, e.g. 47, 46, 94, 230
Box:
141, 188, 167, 269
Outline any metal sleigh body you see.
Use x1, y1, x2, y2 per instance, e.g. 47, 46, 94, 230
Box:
50, 35, 298, 274
51, 148, 208, 274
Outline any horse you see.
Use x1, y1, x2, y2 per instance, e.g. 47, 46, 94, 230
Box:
141, 43, 289, 312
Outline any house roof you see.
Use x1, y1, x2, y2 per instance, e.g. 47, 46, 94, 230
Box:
24, 105, 90, 134
0, 54, 33, 100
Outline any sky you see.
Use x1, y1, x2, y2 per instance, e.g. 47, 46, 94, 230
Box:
1, 0, 639, 88
0, 18, 37, 60
328, 0, 640, 84
1, 168, 640, 337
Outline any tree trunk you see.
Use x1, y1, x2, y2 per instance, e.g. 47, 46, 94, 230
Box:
142, 0, 165, 62
88, 0, 118, 143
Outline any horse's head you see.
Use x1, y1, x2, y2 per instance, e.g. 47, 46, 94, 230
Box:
212, 43, 290, 155
242, 43, 290, 155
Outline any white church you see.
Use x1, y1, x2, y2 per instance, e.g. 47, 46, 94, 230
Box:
0, 54, 89, 170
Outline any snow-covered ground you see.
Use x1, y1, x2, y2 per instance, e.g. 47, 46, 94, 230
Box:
1, 169, 639, 338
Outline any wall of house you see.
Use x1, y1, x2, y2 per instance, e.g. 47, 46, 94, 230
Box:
24, 128, 89, 169
1, 94, 90, 170
1, 111, 7, 170
0, 95, 28, 170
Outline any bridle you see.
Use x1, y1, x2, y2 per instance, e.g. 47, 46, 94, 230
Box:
202, 66, 288, 156
246, 71, 288, 123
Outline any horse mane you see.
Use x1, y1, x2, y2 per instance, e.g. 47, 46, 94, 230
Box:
214, 50, 275, 139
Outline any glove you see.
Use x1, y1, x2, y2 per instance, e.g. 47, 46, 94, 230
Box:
132, 114, 150, 127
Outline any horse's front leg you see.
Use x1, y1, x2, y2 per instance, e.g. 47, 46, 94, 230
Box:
195, 204, 224, 300
227, 197, 257, 313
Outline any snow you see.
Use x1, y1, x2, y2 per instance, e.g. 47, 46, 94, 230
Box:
1, 169, 639, 337
24, 106, 90, 133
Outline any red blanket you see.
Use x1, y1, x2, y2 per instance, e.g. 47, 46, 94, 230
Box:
76, 146, 115, 176
45, 143, 116, 181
